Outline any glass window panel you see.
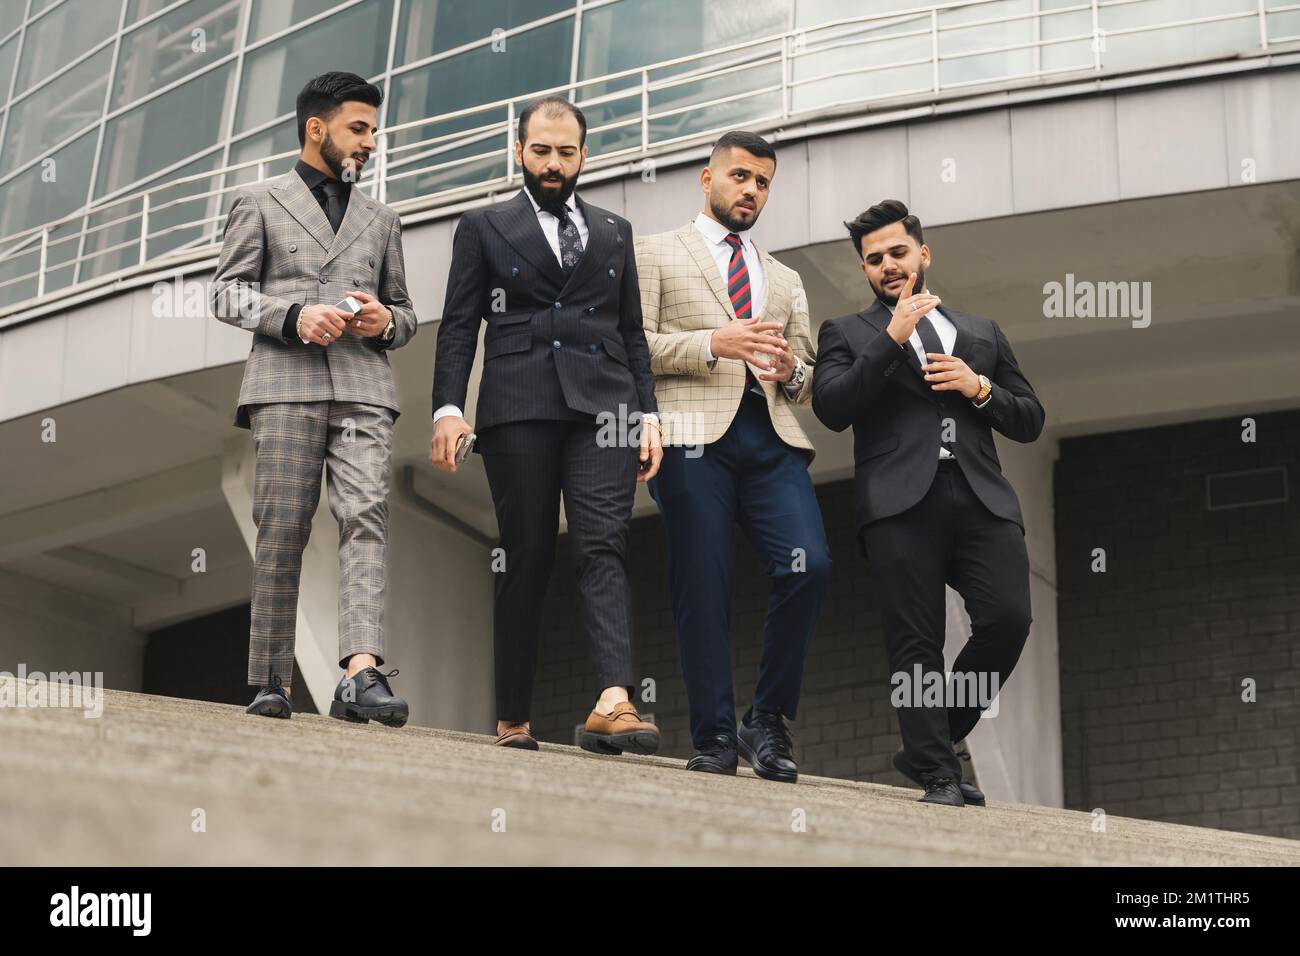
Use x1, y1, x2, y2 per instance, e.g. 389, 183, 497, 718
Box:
790, 12, 932, 113
126, 0, 185, 25
248, 0, 345, 41
96, 61, 235, 196
112, 0, 241, 110
578, 0, 788, 80
235, 0, 393, 133
389, 16, 572, 142
14, 0, 121, 96
1267, 7, 1300, 42
228, 117, 299, 187
0, 35, 18, 101
0, 4, 22, 41
0, 128, 98, 302
1, 46, 109, 177
396, 0, 573, 65
1099, 0, 1258, 71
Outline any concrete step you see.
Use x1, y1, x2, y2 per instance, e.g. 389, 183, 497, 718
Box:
2, 676, 1297, 866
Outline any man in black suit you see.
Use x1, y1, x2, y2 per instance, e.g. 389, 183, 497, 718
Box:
429, 97, 663, 755
812, 200, 1044, 806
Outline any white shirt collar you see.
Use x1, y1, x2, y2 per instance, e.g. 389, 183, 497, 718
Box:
694, 211, 753, 248
522, 187, 578, 218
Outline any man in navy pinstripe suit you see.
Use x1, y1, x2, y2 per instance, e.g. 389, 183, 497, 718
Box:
429, 97, 664, 754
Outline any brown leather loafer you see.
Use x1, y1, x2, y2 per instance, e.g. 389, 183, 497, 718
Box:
495, 722, 539, 750
579, 702, 659, 756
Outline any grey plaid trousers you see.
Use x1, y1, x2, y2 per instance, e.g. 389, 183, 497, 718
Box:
246, 401, 394, 686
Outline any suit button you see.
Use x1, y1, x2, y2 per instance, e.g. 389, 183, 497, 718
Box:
608, 268, 616, 278
554, 301, 562, 310
511, 267, 520, 277
318, 275, 327, 283
589, 343, 599, 353
288, 243, 297, 253
552, 340, 562, 349
586, 307, 596, 314
368, 257, 375, 268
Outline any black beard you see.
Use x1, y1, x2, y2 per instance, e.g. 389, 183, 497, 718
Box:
874, 266, 925, 307
321, 132, 362, 184
709, 193, 760, 233
523, 165, 578, 215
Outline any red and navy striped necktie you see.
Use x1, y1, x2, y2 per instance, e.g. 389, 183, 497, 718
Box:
724, 233, 763, 396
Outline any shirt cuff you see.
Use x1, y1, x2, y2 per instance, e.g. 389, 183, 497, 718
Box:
283, 303, 303, 343
972, 386, 994, 409
434, 404, 464, 423
704, 333, 715, 363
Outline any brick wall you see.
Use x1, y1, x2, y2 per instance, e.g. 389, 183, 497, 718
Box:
1055, 410, 1300, 839
529, 476, 932, 786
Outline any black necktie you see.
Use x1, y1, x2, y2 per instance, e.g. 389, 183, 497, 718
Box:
320, 179, 344, 234
556, 207, 584, 274
913, 313, 954, 453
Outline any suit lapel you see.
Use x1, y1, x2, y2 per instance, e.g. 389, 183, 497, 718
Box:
560, 195, 614, 296
486, 190, 566, 287
679, 223, 737, 320
270, 173, 335, 254
756, 247, 789, 321
946, 306, 973, 360
322, 187, 380, 268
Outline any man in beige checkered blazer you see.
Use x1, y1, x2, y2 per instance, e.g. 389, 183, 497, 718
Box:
636, 131, 830, 783
209, 73, 416, 727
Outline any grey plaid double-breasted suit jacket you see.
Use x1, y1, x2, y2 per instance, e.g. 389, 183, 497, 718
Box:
209, 170, 418, 427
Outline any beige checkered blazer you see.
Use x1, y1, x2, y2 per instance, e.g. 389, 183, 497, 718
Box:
209, 171, 418, 428
635, 221, 816, 456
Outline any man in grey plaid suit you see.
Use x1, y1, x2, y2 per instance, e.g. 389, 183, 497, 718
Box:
209, 73, 417, 725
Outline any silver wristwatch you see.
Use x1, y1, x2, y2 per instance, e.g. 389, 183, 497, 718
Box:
784, 357, 807, 391
380, 318, 395, 343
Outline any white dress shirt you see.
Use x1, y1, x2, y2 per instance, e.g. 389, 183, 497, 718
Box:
885, 291, 958, 459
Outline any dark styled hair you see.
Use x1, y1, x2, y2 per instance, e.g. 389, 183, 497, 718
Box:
295, 72, 383, 147
710, 130, 777, 167
517, 96, 587, 148
844, 199, 924, 258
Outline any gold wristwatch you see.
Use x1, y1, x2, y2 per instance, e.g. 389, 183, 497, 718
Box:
973, 374, 992, 405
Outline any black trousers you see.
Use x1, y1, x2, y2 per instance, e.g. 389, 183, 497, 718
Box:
859, 457, 1032, 781
478, 418, 639, 721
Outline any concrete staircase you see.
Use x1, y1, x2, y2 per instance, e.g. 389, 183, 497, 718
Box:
2, 677, 1297, 866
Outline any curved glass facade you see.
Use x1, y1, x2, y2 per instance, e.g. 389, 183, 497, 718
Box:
0, 0, 1294, 306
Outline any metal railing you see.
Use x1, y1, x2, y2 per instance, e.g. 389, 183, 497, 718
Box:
2, 0, 1297, 316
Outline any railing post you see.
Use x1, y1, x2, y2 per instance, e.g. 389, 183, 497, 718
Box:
640, 69, 650, 152
1257, 0, 1269, 49
256, 159, 265, 182
37, 228, 49, 298
781, 34, 791, 119
375, 132, 387, 203
931, 8, 940, 93
1091, 0, 1102, 71
506, 100, 516, 185
139, 193, 150, 267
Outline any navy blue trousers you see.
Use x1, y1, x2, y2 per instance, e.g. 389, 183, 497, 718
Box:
648, 391, 831, 749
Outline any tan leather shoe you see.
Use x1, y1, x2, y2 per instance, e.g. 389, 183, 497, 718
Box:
495, 722, 539, 750
579, 701, 659, 756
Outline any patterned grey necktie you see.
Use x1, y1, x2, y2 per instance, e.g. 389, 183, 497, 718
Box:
556, 206, 584, 274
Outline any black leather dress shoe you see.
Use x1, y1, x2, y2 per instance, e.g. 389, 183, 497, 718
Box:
737, 707, 798, 783
686, 734, 738, 774
893, 747, 985, 806
919, 775, 965, 806
329, 667, 409, 727
246, 674, 291, 718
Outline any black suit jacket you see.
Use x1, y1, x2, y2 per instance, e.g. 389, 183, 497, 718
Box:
432, 190, 657, 431
812, 300, 1044, 539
